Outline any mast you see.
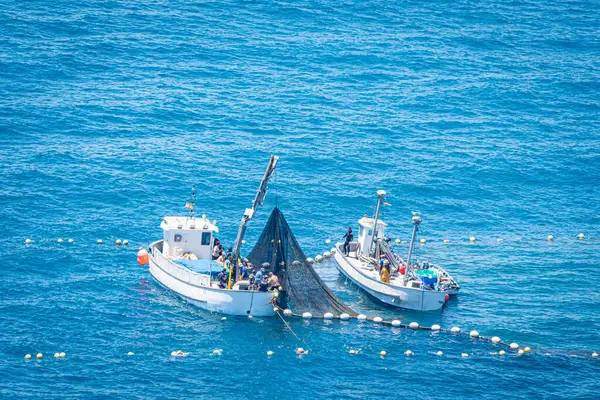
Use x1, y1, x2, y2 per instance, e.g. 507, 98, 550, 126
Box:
185, 185, 197, 218
404, 212, 422, 285
368, 190, 387, 257
231, 155, 279, 282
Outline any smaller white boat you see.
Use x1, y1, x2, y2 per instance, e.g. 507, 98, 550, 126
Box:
147, 156, 279, 317
334, 190, 460, 312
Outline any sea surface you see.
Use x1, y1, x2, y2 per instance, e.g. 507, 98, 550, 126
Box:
1, 0, 599, 398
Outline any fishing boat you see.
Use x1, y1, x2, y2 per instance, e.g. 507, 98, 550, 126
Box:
146, 156, 279, 317
333, 190, 460, 312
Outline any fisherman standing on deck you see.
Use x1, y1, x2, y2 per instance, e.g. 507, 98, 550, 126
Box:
268, 272, 280, 291
239, 259, 250, 280
342, 227, 353, 256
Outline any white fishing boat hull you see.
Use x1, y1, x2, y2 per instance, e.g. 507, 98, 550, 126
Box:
148, 241, 276, 317
334, 243, 447, 312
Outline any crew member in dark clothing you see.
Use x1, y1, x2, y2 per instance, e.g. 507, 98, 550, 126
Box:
259, 276, 269, 292
343, 227, 353, 256
217, 268, 228, 289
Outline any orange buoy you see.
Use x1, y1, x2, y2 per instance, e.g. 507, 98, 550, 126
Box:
444, 293, 450, 302
137, 249, 149, 265
399, 266, 406, 274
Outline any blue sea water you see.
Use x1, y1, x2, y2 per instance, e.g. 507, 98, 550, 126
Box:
1, 0, 600, 398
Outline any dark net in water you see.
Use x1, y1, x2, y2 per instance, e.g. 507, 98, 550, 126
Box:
247, 207, 356, 317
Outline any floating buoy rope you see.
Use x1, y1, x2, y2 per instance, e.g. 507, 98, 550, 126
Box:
273, 304, 533, 354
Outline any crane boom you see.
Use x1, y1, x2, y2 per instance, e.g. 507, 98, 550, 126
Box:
232, 155, 279, 282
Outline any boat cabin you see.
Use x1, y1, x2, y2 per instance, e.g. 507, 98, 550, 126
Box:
357, 216, 387, 258
160, 215, 219, 260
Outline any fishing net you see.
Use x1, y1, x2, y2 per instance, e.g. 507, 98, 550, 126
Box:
247, 207, 356, 317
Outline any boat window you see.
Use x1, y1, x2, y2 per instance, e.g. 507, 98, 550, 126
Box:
174, 234, 182, 242
368, 229, 372, 236
201, 232, 211, 246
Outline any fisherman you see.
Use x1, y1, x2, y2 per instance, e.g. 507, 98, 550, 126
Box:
259, 276, 269, 292
239, 259, 249, 280
217, 268, 228, 288
217, 251, 226, 265
380, 265, 390, 284
268, 272, 280, 290
226, 247, 233, 259
212, 239, 221, 260
225, 255, 233, 270
255, 267, 264, 283
342, 227, 353, 256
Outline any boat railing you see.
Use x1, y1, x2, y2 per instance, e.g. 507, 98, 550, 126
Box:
152, 242, 211, 287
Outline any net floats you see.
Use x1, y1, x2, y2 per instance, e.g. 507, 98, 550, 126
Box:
578, 233, 585, 239
373, 316, 383, 323
315, 255, 323, 263
324, 312, 333, 320
436, 351, 443, 356
431, 324, 441, 331
283, 309, 293, 317
349, 349, 357, 355
409, 322, 419, 329
267, 350, 274, 356
469, 236, 476, 243
510, 343, 519, 350
25, 238, 32, 244
325, 239, 331, 244
404, 350, 414, 357
221, 317, 227, 322
127, 352, 134, 356
57, 238, 63, 243
450, 327, 461, 333
302, 312, 312, 319
469, 330, 480, 338
339, 313, 350, 320
379, 350, 387, 357
499, 350, 506, 356
547, 235, 553, 241
391, 320, 401, 327
491, 336, 501, 344
24, 354, 31, 360
323, 251, 331, 258
296, 348, 305, 355
36, 353, 43, 360
357, 314, 367, 321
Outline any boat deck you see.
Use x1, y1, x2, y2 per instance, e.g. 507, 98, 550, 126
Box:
172, 259, 222, 276
341, 246, 407, 288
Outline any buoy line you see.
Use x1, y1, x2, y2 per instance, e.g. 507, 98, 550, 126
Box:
276, 307, 526, 352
